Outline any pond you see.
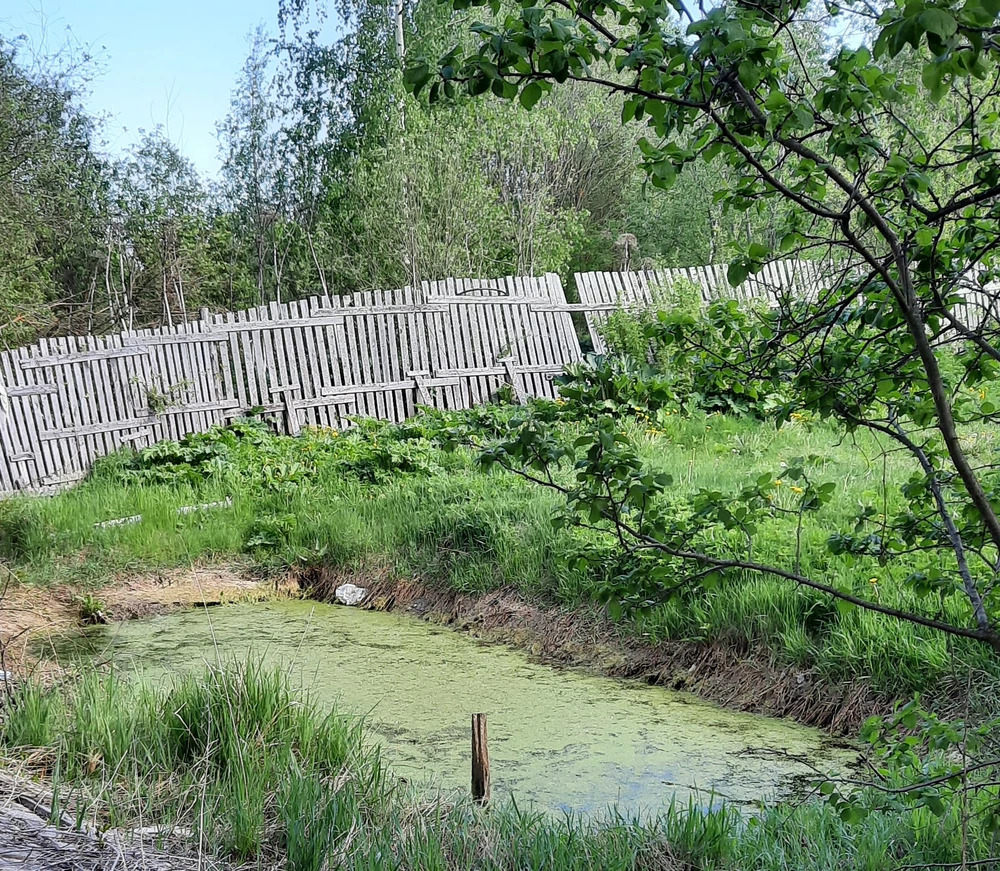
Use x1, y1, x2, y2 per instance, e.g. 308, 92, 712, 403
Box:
62, 600, 853, 816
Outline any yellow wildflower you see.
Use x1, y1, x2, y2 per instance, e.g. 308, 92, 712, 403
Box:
869, 577, 879, 586
790, 485, 804, 494
775, 479, 782, 487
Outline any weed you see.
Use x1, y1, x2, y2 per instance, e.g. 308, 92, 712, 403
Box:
75, 594, 107, 625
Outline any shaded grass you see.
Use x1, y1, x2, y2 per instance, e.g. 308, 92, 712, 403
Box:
2, 662, 997, 870
2, 411, 999, 701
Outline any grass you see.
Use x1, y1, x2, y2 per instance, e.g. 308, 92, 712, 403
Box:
2, 407, 999, 702
2, 661, 998, 870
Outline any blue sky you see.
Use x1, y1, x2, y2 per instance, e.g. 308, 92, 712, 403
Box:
2, 0, 303, 178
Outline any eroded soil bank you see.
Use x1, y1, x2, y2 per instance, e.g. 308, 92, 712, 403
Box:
0, 565, 291, 677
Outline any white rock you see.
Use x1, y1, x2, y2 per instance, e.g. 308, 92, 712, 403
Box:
334, 583, 367, 606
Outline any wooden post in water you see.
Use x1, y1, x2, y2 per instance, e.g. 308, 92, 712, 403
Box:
471, 713, 490, 806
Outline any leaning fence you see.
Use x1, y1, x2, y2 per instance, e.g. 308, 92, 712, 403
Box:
0, 274, 580, 493
574, 259, 827, 352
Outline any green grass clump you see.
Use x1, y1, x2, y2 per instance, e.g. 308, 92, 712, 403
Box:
2, 660, 376, 864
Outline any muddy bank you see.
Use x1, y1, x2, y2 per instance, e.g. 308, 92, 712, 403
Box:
0, 565, 287, 677
305, 570, 893, 735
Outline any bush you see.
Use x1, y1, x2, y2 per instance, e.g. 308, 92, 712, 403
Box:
591, 297, 789, 418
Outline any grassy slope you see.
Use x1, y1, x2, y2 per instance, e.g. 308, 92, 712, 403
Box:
2, 410, 997, 702
2, 663, 991, 871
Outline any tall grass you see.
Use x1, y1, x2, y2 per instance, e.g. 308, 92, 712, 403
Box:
2, 663, 998, 870
1, 659, 377, 865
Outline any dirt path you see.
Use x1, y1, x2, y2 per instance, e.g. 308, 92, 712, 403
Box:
0, 565, 283, 678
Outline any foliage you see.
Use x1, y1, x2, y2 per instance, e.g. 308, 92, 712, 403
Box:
406, 0, 1000, 661
75, 594, 107, 625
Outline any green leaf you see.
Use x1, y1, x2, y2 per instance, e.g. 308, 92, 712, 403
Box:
727, 259, 750, 287
519, 81, 543, 110
835, 598, 856, 616
764, 89, 790, 111
918, 8, 958, 37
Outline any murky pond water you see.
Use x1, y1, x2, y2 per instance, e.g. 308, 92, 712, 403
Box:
61, 601, 853, 815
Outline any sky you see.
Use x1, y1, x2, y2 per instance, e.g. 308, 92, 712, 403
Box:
1, 0, 299, 178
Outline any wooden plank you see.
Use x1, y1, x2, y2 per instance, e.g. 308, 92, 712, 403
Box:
456, 278, 486, 406
161, 399, 240, 416
320, 296, 350, 429
121, 332, 229, 346
500, 357, 527, 405
245, 306, 270, 412
5, 384, 58, 397
382, 290, 407, 422
439, 284, 466, 410
181, 321, 210, 434
353, 292, 377, 419
89, 334, 120, 462
270, 301, 295, 428
311, 304, 448, 318
0, 352, 18, 491
9, 346, 50, 486
575, 272, 606, 353
40, 416, 160, 441
340, 293, 365, 417
452, 277, 479, 407
508, 279, 540, 398
270, 384, 302, 436
372, 291, 394, 419
156, 323, 185, 441
409, 371, 433, 406
322, 376, 462, 397
371, 290, 394, 420
548, 273, 582, 366
20, 345, 150, 369
110, 328, 144, 452
396, 287, 417, 419
47, 337, 85, 479
291, 300, 319, 428
225, 310, 249, 412
203, 311, 233, 429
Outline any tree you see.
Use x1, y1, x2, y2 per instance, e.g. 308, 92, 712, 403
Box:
107, 130, 212, 328
0, 34, 108, 344
410, 0, 1000, 653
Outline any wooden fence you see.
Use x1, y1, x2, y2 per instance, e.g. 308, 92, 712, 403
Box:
7, 257, 996, 495
0, 274, 581, 494
576, 261, 1000, 352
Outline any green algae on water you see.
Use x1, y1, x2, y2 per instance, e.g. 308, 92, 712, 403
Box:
61, 600, 854, 815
